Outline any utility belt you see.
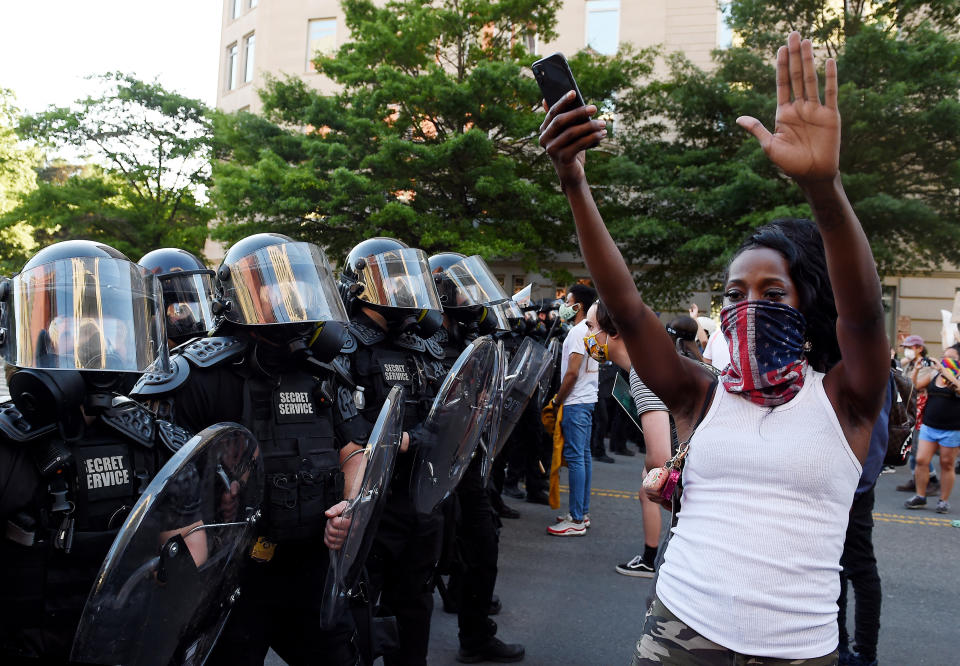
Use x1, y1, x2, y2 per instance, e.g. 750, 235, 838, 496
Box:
263, 466, 344, 543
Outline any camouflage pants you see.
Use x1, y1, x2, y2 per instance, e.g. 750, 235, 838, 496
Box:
632, 597, 839, 666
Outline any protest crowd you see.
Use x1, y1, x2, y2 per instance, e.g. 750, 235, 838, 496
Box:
1, 27, 958, 666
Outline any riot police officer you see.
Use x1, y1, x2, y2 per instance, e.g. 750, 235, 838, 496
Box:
428, 252, 525, 663
338, 237, 448, 666
133, 233, 370, 665
139, 247, 217, 349
0, 240, 194, 661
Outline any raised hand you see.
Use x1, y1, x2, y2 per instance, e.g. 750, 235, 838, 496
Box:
538, 92, 606, 190
736, 32, 840, 185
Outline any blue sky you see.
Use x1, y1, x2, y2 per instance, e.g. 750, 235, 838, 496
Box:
1, 1, 222, 113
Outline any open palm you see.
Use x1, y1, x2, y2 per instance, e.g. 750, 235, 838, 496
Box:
737, 33, 840, 184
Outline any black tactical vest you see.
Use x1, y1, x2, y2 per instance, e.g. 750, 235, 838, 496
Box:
242, 372, 342, 543
0, 400, 189, 660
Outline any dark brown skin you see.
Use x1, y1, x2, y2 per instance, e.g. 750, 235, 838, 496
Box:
539, 32, 888, 463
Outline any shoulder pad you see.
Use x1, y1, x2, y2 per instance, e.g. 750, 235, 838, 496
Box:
156, 420, 193, 455
348, 320, 386, 347
181, 336, 248, 368
101, 401, 156, 448
423, 334, 445, 360
340, 332, 358, 354
131, 354, 190, 398
0, 401, 57, 443
394, 332, 426, 353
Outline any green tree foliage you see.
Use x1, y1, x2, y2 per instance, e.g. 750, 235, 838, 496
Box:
3, 74, 212, 262
609, 0, 960, 306
0, 90, 42, 273
211, 0, 652, 273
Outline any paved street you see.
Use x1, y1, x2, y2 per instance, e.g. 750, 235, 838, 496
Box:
277, 443, 960, 665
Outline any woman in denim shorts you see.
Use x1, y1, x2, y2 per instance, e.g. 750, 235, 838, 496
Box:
905, 344, 960, 513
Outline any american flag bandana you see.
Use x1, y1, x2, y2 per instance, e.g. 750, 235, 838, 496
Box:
719, 300, 809, 407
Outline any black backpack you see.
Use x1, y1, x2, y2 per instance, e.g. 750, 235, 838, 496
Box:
885, 368, 917, 466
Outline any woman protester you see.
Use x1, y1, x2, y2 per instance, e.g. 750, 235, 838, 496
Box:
584, 301, 673, 578
904, 343, 960, 513
540, 32, 888, 663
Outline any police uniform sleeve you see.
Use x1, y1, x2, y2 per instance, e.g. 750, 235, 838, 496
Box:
0, 442, 41, 519
334, 384, 371, 447
172, 366, 244, 434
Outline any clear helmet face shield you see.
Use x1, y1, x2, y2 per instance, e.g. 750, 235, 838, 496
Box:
3, 257, 169, 374
160, 272, 217, 341
435, 255, 509, 311
220, 242, 348, 326
484, 299, 523, 332
355, 248, 443, 313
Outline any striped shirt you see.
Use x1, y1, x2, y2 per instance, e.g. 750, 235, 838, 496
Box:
629, 368, 668, 415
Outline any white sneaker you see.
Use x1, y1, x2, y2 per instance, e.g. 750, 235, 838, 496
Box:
547, 519, 587, 536
555, 513, 590, 528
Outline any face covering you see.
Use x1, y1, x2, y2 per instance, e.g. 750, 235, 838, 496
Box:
558, 302, 579, 321
941, 357, 960, 380
583, 332, 608, 363
720, 300, 808, 407
903, 348, 917, 361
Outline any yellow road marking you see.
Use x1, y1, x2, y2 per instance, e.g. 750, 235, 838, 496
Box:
556, 488, 957, 527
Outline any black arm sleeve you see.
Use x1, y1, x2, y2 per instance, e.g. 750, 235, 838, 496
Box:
171, 367, 244, 434
334, 384, 371, 447
0, 442, 41, 520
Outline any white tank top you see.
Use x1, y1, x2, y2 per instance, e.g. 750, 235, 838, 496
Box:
656, 368, 861, 659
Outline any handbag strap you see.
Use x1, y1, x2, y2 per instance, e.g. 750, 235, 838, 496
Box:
670, 378, 718, 468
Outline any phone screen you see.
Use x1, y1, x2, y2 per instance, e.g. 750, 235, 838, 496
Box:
533, 55, 585, 110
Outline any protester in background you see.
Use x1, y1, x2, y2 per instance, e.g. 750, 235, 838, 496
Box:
895, 334, 939, 494
703, 326, 730, 372
583, 301, 673, 577
904, 343, 960, 513
838, 374, 894, 666
664, 316, 704, 362
590, 360, 618, 464
542, 32, 888, 662
546, 284, 598, 537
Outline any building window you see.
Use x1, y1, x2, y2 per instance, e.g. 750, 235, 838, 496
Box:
717, 1, 734, 49
882, 285, 897, 347
231, 0, 242, 20
585, 0, 619, 55
226, 42, 239, 91
306, 18, 337, 71
243, 33, 255, 83
524, 31, 537, 54
249, 0, 258, 8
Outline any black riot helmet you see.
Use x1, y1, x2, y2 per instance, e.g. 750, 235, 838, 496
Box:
139, 248, 216, 346
428, 252, 517, 334
214, 233, 349, 363
340, 237, 444, 337
0, 240, 170, 424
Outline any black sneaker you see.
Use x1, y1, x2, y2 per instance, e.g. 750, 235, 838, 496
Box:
928, 476, 941, 494
615, 555, 655, 578
904, 495, 927, 510
457, 637, 525, 663
502, 483, 525, 500
488, 595, 502, 615
613, 447, 636, 457
594, 454, 616, 464
496, 503, 520, 520
895, 478, 916, 492
525, 491, 549, 505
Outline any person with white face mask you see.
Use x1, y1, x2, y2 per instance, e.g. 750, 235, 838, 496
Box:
546, 284, 599, 536
896, 335, 941, 494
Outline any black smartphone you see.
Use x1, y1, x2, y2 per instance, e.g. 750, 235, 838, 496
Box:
531, 52, 585, 111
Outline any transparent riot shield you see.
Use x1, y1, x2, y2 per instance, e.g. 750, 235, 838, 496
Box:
410, 336, 503, 514
320, 385, 404, 629
536, 337, 562, 410
482, 337, 552, 480
71, 423, 264, 666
